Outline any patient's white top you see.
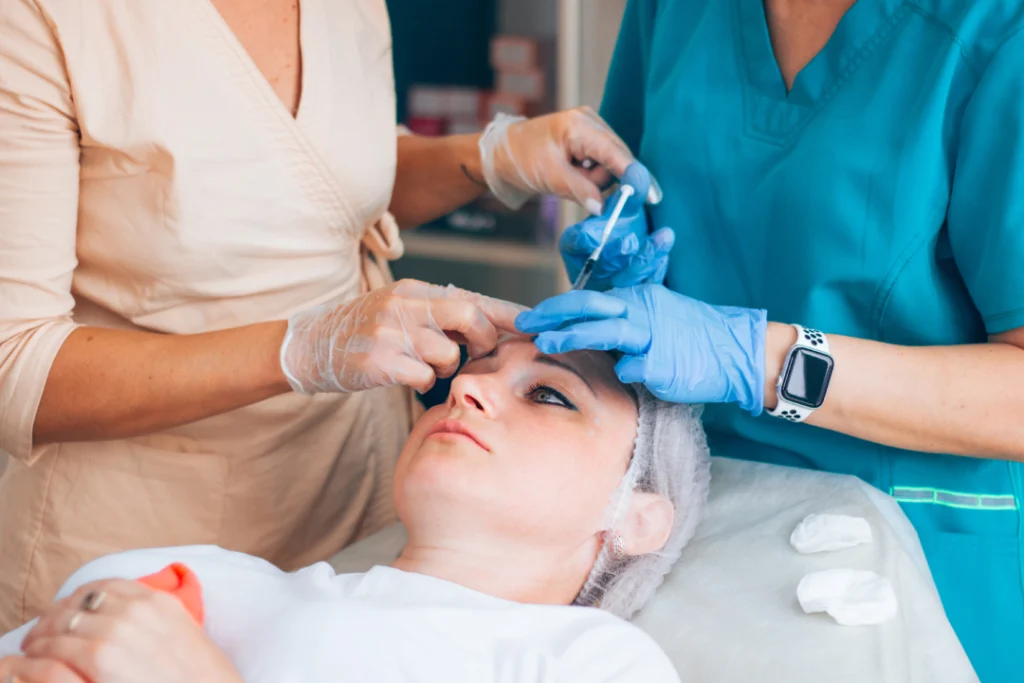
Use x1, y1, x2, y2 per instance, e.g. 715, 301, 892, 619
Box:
0, 546, 679, 683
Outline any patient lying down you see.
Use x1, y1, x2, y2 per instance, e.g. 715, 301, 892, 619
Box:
0, 338, 710, 683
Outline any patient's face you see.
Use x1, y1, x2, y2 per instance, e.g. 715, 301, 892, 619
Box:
394, 337, 639, 552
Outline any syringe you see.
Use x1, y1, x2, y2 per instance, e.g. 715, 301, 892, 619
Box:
570, 185, 636, 291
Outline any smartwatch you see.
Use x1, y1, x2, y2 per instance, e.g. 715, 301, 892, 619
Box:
767, 325, 835, 423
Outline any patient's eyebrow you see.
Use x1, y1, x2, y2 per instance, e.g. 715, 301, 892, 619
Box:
534, 354, 596, 396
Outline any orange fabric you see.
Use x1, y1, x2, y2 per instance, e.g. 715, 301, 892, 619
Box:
137, 564, 205, 626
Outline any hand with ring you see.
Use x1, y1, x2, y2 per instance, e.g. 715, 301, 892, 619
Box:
17, 579, 242, 683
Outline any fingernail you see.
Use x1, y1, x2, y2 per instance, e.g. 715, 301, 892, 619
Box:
585, 198, 603, 216
653, 228, 676, 248
647, 177, 663, 205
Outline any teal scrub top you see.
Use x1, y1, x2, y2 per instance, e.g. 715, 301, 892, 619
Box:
601, 1, 1024, 679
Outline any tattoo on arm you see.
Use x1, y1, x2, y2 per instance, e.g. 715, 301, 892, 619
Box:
461, 164, 489, 189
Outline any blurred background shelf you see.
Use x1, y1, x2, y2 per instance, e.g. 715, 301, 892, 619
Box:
388, 0, 627, 304
395, 233, 561, 308
401, 232, 559, 269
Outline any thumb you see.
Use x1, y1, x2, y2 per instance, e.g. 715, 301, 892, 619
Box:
618, 162, 652, 213
615, 355, 649, 385
650, 226, 676, 252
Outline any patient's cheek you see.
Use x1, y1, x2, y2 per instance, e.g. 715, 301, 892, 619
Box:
589, 403, 636, 442
528, 410, 634, 480
584, 406, 639, 472
396, 408, 445, 467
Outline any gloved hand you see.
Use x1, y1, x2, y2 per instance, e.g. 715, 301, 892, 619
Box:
515, 285, 768, 414
559, 162, 676, 290
478, 109, 662, 214
281, 280, 526, 395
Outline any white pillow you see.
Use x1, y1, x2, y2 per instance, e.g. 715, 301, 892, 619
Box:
329, 458, 977, 683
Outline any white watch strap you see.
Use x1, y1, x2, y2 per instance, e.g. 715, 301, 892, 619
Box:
768, 325, 830, 423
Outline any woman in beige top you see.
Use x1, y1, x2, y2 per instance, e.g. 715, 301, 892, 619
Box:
0, 0, 649, 630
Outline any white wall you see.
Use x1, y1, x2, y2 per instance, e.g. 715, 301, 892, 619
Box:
578, 0, 627, 109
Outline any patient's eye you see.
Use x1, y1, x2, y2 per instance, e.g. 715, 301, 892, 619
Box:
527, 384, 576, 410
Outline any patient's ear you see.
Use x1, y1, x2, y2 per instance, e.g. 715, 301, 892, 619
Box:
620, 492, 674, 556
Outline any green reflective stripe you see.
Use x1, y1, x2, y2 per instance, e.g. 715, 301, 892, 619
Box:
936, 492, 983, 507
891, 488, 934, 501
890, 486, 1018, 511
979, 496, 1019, 509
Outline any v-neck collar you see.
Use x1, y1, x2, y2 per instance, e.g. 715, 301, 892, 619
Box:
739, 0, 906, 106
194, 0, 320, 126
188, 0, 365, 233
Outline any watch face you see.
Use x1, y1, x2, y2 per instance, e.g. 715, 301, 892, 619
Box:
781, 348, 834, 409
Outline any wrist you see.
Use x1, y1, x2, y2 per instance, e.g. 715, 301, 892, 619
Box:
261, 320, 295, 394
477, 114, 532, 209
453, 133, 486, 189
763, 322, 797, 411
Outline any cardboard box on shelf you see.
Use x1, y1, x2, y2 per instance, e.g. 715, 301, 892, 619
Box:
407, 88, 540, 133
480, 92, 529, 121
406, 116, 446, 137
446, 87, 483, 120
496, 70, 547, 104
418, 195, 560, 246
408, 85, 486, 121
447, 119, 484, 136
407, 86, 447, 119
490, 35, 541, 73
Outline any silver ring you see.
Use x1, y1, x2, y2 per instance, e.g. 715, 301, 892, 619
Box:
82, 590, 106, 612
3, 673, 19, 683
66, 610, 83, 634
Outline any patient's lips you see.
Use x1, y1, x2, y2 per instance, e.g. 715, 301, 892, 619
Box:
426, 419, 491, 452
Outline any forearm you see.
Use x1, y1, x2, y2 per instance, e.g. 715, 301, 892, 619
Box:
389, 133, 487, 228
34, 322, 292, 444
763, 323, 1024, 459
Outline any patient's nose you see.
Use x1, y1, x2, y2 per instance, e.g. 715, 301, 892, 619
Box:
447, 373, 496, 415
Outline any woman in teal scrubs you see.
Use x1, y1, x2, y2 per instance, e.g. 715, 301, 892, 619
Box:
516, 0, 1024, 679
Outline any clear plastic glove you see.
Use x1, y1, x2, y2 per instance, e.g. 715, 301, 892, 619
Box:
478, 109, 662, 213
281, 280, 526, 395
560, 162, 676, 290
515, 285, 768, 414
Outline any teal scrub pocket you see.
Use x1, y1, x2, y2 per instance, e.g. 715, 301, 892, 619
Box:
917, 528, 1024, 683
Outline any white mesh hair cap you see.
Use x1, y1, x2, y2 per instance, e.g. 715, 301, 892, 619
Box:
573, 387, 712, 620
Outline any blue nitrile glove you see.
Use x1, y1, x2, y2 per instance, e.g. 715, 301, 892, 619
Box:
560, 162, 676, 290
515, 285, 768, 414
